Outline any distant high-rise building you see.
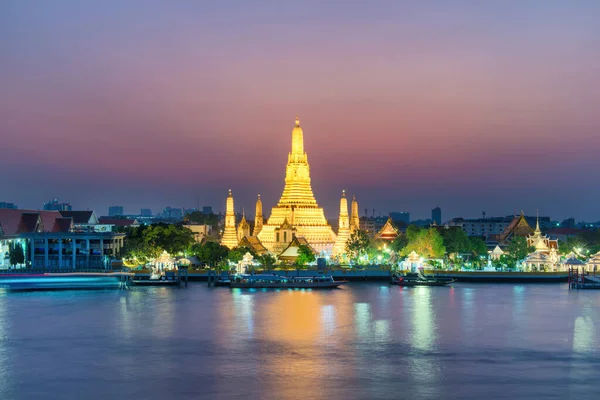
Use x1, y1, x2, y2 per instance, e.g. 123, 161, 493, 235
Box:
432, 207, 442, 225
140, 208, 152, 217
108, 206, 124, 217
390, 212, 410, 225
561, 218, 576, 228
43, 198, 72, 211
162, 207, 183, 220
0, 202, 18, 209
202, 206, 213, 214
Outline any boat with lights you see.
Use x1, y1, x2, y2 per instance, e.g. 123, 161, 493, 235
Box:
229, 274, 346, 289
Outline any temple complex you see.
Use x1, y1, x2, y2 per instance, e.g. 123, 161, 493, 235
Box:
332, 190, 350, 256
257, 117, 337, 254
220, 189, 238, 249
350, 195, 360, 232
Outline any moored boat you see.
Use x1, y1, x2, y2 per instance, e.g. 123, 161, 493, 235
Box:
390, 272, 454, 287
230, 274, 346, 289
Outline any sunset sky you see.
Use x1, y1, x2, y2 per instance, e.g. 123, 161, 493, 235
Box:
1, 1, 599, 221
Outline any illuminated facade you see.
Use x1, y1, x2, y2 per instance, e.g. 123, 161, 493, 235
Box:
332, 190, 350, 256
220, 189, 238, 249
257, 117, 336, 254
350, 195, 360, 232
253, 194, 263, 236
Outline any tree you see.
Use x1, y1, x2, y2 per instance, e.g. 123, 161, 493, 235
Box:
296, 245, 316, 266
506, 236, 534, 262
401, 228, 446, 259
8, 242, 25, 267
257, 253, 276, 267
469, 237, 488, 257
390, 234, 408, 253
227, 246, 257, 264
441, 228, 471, 256
345, 230, 370, 263
405, 225, 421, 242
190, 241, 229, 267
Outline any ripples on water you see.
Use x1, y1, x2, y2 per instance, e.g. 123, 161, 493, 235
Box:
0, 283, 599, 399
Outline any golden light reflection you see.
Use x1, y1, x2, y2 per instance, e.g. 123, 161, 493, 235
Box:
409, 288, 440, 398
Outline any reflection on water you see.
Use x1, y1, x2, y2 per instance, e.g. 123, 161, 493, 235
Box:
0, 283, 599, 399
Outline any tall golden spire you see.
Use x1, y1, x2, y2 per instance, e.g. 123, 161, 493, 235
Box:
253, 194, 263, 236
237, 207, 250, 241
257, 117, 336, 254
332, 190, 350, 256
535, 209, 541, 233
221, 189, 238, 249
350, 194, 360, 232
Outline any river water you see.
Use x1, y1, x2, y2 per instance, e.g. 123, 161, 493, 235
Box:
0, 283, 598, 400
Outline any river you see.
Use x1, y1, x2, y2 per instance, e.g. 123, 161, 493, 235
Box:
0, 283, 598, 399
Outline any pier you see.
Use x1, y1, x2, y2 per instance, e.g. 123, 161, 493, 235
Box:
568, 267, 600, 289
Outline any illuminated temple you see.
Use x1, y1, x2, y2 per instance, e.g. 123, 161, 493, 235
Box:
256, 117, 337, 254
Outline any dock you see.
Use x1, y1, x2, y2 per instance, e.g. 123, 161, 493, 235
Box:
568, 267, 600, 289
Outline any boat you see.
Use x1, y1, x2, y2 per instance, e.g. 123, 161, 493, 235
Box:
0, 273, 127, 291
214, 275, 231, 287
390, 272, 454, 287
229, 274, 347, 289
130, 271, 181, 287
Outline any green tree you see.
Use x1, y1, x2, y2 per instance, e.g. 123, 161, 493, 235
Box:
405, 225, 421, 242
345, 230, 370, 263
190, 241, 229, 267
441, 228, 471, 256
506, 236, 534, 262
469, 237, 488, 257
401, 228, 446, 259
296, 245, 316, 266
390, 234, 408, 253
227, 246, 257, 264
8, 242, 25, 267
257, 253, 276, 267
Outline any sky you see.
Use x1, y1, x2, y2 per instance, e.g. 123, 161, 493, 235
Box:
1, 0, 599, 221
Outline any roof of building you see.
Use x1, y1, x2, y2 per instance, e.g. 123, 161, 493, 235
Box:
374, 217, 399, 241
498, 213, 535, 243
587, 252, 600, 264
98, 218, 138, 227
0, 209, 64, 236
278, 236, 314, 261
52, 217, 73, 233
523, 251, 548, 263
563, 257, 586, 265
238, 235, 268, 255
59, 211, 98, 224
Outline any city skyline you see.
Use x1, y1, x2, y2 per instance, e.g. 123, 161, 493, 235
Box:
2, 1, 599, 220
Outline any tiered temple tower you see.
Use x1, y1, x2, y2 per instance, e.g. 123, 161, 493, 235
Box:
220, 189, 239, 249
257, 117, 336, 254
253, 195, 263, 236
332, 190, 351, 256
237, 209, 250, 242
350, 194, 360, 232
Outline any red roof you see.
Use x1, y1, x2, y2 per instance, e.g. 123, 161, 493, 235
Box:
0, 209, 63, 236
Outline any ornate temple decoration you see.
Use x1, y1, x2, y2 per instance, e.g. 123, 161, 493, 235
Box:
498, 211, 534, 244
220, 189, 239, 249
257, 117, 337, 254
237, 209, 251, 242
350, 194, 360, 232
253, 194, 263, 236
374, 217, 399, 241
332, 190, 350, 256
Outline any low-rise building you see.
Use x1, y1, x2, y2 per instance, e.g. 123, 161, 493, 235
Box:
0, 209, 124, 269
